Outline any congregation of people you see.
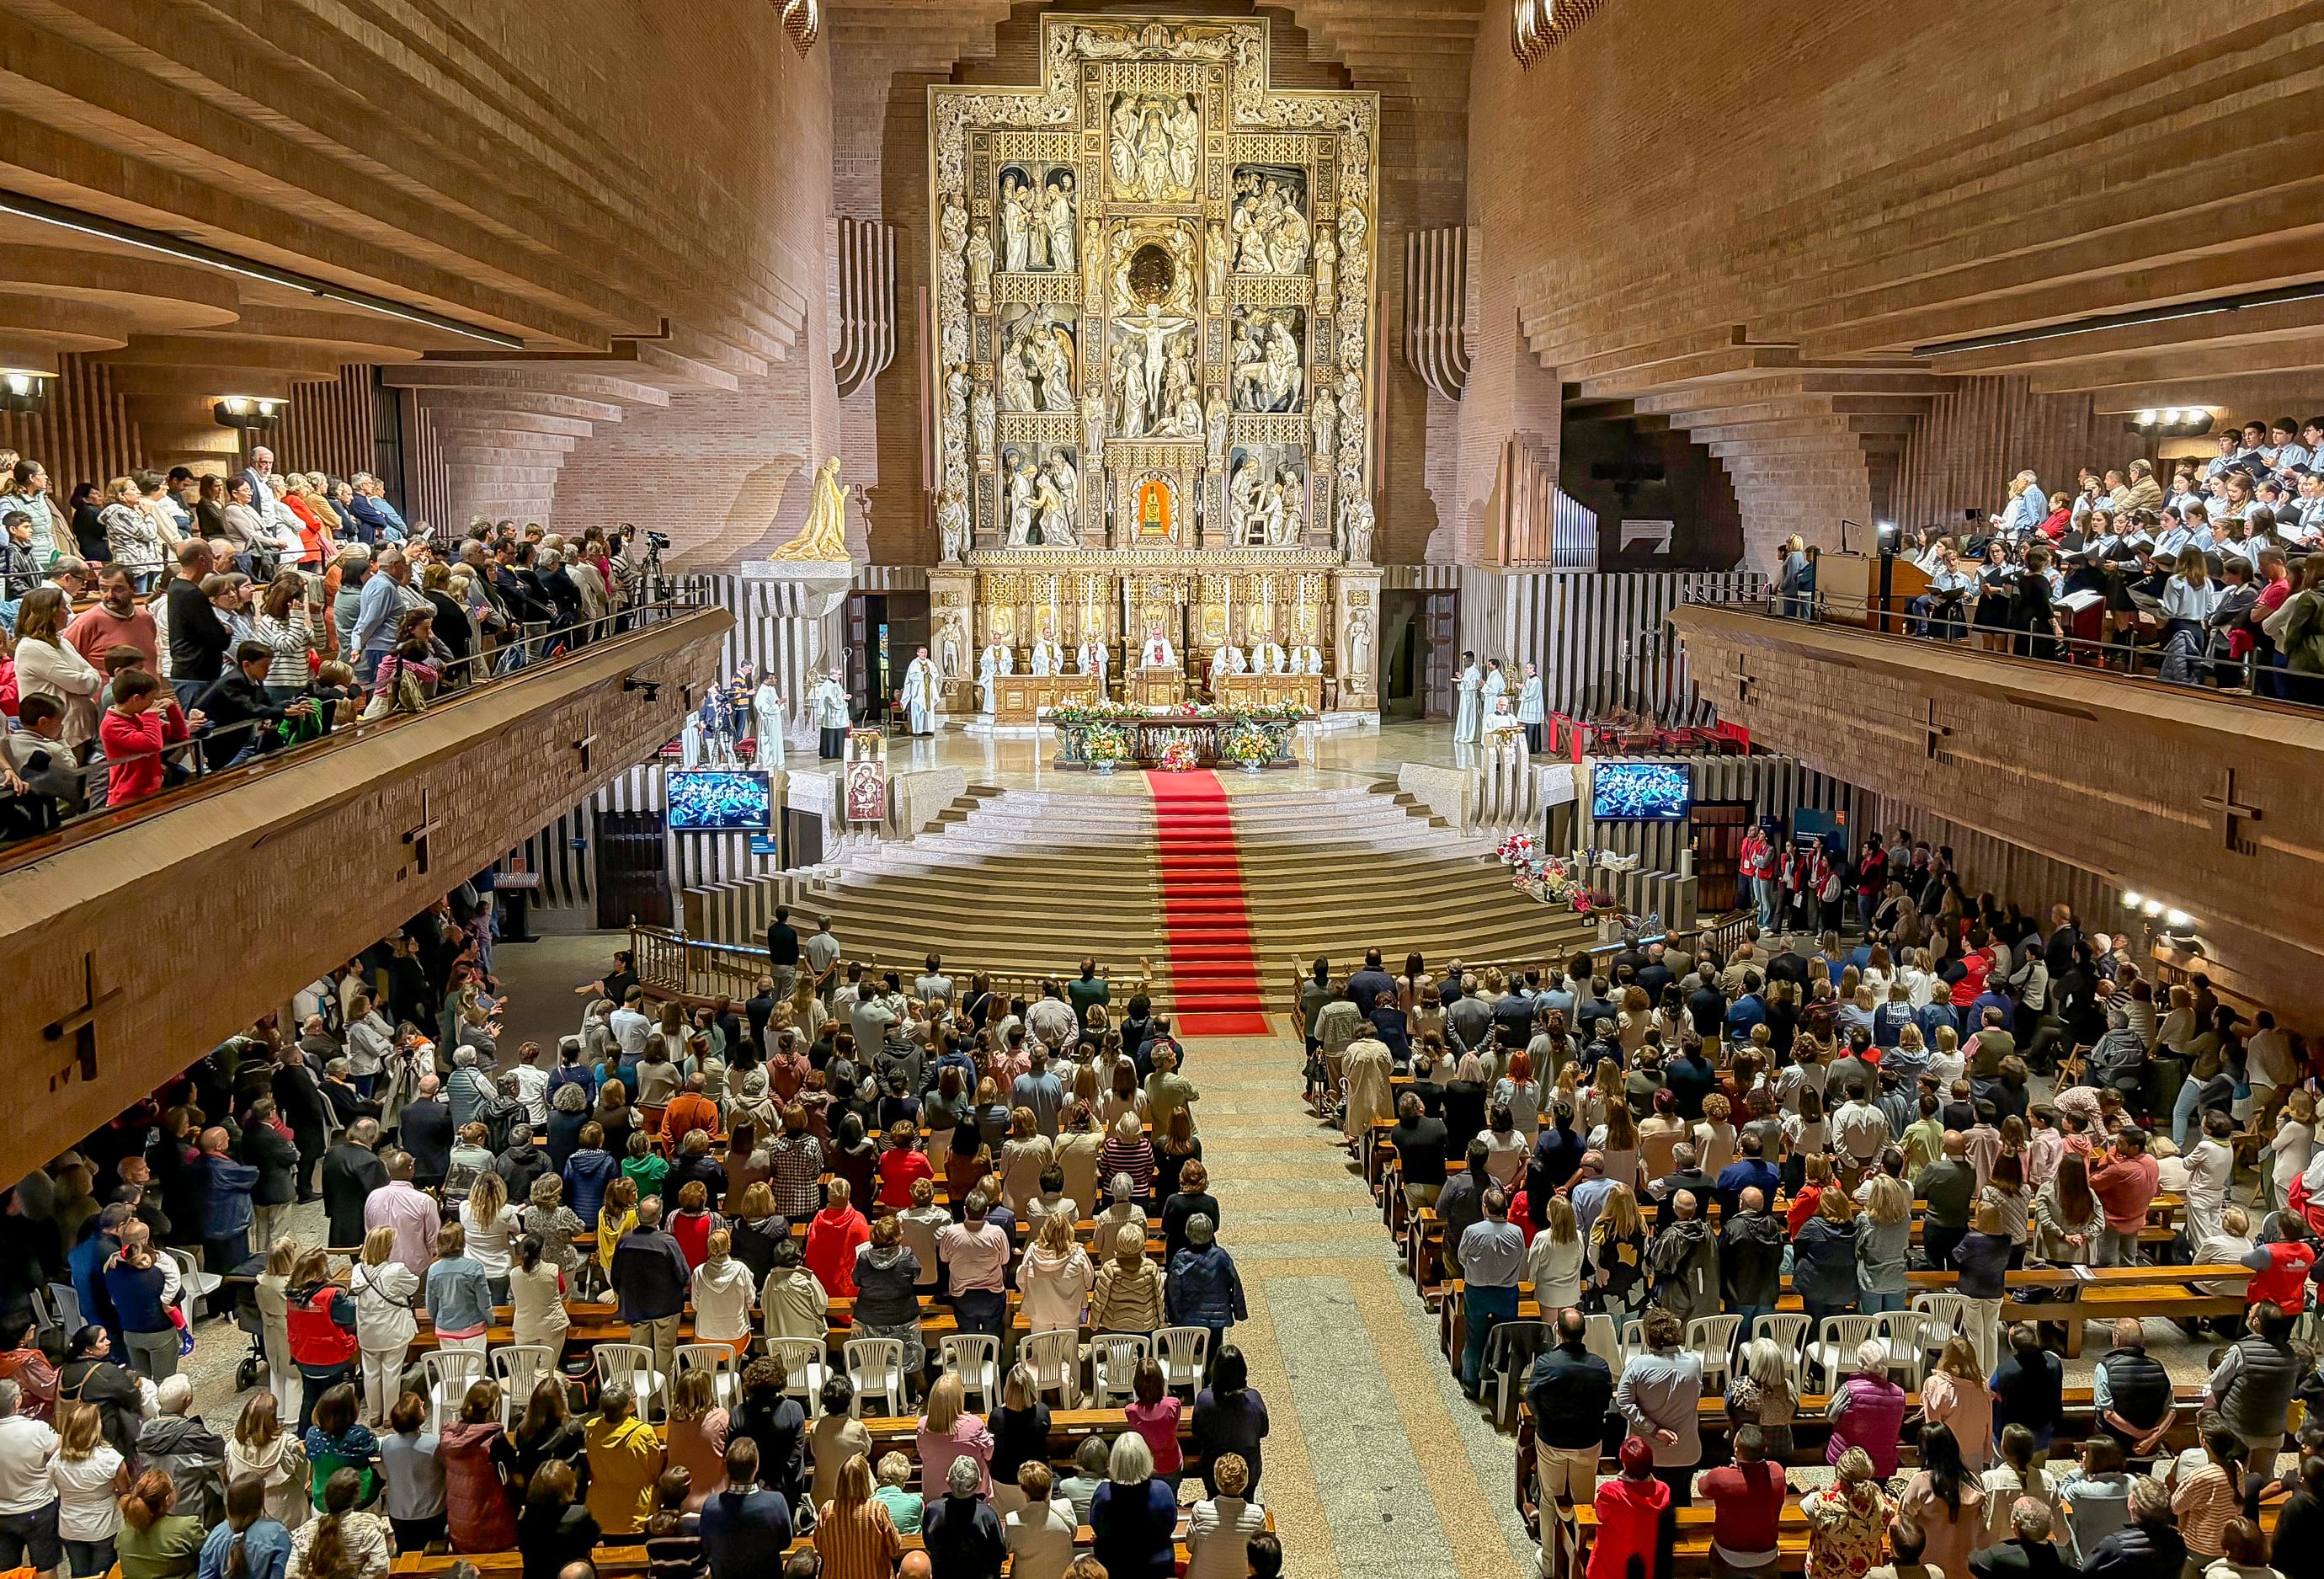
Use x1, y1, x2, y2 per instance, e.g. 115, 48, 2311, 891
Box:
1303, 829, 2324, 1579
1776, 421, 2324, 699
0, 898, 1282, 1579
0, 441, 665, 840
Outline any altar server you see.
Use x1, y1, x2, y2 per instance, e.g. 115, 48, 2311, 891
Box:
1516, 660, 1545, 753
814, 667, 851, 759
1481, 658, 1508, 718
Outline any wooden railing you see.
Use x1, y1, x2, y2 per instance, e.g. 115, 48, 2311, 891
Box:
632, 924, 1159, 1015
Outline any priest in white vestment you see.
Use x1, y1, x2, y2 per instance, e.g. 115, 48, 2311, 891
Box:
1516, 660, 1546, 754
813, 669, 851, 759
1028, 632, 1064, 676
1287, 643, 1321, 675
1139, 632, 1178, 670
978, 640, 1014, 712
1250, 637, 1286, 674
1207, 643, 1246, 696
901, 648, 939, 736
1076, 637, 1108, 689
1454, 653, 1481, 743
751, 670, 786, 768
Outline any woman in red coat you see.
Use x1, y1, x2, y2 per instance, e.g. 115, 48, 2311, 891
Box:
1586, 1437, 1673, 1579
439, 1379, 520, 1552
802, 1176, 871, 1298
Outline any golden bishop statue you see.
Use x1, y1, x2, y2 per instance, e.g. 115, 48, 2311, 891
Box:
768, 455, 851, 561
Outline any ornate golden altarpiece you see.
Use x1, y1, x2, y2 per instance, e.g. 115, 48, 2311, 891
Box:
925, 16, 1382, 712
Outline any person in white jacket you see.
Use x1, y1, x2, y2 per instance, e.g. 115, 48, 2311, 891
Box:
13, 588, 103, 746
1185, 1454, 1269, 1579
344, 998, 392, 1096
1015, 1212, 1094, 1334
350, 1227, 420, 1424
689, 1231, 755, 1355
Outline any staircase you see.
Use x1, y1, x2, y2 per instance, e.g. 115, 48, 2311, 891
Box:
1146, 771, 1268, 1035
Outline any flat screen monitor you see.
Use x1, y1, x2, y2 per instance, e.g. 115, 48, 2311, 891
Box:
1591, 760, 1691, 822
667, 770, 771, 831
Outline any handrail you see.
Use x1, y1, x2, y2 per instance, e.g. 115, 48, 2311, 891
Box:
0, 584, 719, 864
629, 923, 1163, 1017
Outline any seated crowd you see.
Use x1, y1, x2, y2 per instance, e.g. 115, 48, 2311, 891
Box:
0, 906, 1282, 1579
0, 440, 660, 840
1781, 424, 2324, 699
1303, 839, 2324, 1579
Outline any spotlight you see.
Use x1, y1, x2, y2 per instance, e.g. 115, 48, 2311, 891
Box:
2138, 410, 2158, 426
0, 370, 45, 414
2142, 899, 2164, 917
212, 395, 283, 431
2120, 891, 2141, 909
2165, 909, 2191, 928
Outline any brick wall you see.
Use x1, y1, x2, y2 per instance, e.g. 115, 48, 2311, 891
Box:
1671, 604, 2324, 1029
0, 608, 730, 1168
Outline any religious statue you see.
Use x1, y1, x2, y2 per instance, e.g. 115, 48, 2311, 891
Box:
971, 382, 996, 466
1079, 389, 1107, 471
1033, 455, 1078, 547
1277, 467, 1307, 546
1313, 225, 1337, 315
936, 613, 967, 680
769, 455, 850, 561
1005, 455, 1037, 546
1269, 200, 1311, 275
966, 221, 995, 311
935, 485, 968, 564
1167, 95, 1201, 194
1109, 98, 1142, 194
1000, 345, 1037, 413
1228, 454, 1265, 546
1337, 488, 1375, 565
1312, 390, 1336, 463
1343, 610, 1372, 691
1044, 173, 1077, 275
1205, 220, 1229, 301
1000, 173, 1033, 272
945, 360, 969, 426
940, 195, 968, 265
1232, 312, 1303, 413
1205, 395, 1229, 467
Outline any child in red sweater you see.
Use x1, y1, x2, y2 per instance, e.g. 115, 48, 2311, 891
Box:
96, 669, 189, 805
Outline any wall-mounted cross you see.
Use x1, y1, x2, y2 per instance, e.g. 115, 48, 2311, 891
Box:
2200, 768, 2262, 855
400, 787, 445, 881
1730, 656, 1756, 707
573, 707, 600, 774
45, 951, 120, 1092
1924, 699, 1954, 760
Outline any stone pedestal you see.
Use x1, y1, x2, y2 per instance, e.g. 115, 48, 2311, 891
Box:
928, 564, 977, 696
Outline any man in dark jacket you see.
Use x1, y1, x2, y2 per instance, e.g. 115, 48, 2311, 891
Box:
1645, 1144, 1715, 1231
1436, 1139, 1489, 1282
1720, 1187, 1785, 1332
2081, 1475, 2186, 1579
163, 541, 232, 708
398, 1075, 453, 1191
1525, 1309, 1614, 1515
494, 1125, 551, 1204
1527, 1102, 1586, 1214
1970, 1497, 2077, 1579
139, 1374, 227, 1525
192, 1128, 258, 1278
192, 642, 310, 768
271, 1040, 333, 1203
321, 1119, 388, 1249
698, 1438, 792, 1579
237, 1100, 301, 1256
610, 1198, 691, 1384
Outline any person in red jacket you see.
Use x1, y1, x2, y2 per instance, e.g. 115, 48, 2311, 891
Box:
1587, 1435, 1674, 1579
97, 668, 191, 805
877, 1124, 936, 1211
439, 1379, 520, 1552
802, 1176, 871, 1298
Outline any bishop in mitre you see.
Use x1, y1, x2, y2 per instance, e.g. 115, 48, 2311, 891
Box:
901, 646, 940, 737
769, 456, 851, 561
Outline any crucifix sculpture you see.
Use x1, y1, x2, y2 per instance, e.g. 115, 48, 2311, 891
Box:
2199, 767, 2262, 856
45, 951, 121, 1092
400, 787, 445, 882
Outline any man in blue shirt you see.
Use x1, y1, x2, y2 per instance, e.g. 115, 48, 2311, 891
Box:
1715, 1134, 1780, 1219
344, 474, 409, 545
1346, 950, 1395, 1016
1723, 974, 1767, 1043
347, 545, 411, 682
700, 1438, 792, 1579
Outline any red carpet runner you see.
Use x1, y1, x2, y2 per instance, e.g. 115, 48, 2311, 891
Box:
1144, 769, 1271, 1037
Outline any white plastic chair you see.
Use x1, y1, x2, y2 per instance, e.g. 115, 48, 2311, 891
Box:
939, 1335, 1000, 1414
1804, 1314, 1879, 1392
1687, 1315, 1744, 1390
1750, 1313, 1811, 1386
766, 1337, 829, 1404
1154, 1326, 1211, 1398
845, 1339, 909, 1418
1582, 1313, 1621, 1375
1869, 1310, 1929, 1387
168, 1247, 221, 1315
1911, 1293, 1969, 1371
593, 1342, 666, 1419
1021, 1330, 1084, 1407
422, 1348, 486, 1427
677, 1344, 742, 1410
1618, 1320, 1649, 1366
1090, 1333, 1153, 1406
490, 1346, 557, 1424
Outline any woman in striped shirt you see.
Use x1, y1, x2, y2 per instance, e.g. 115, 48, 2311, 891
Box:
812, 1454, 903, 1579
1100, 1111, 1155, 1203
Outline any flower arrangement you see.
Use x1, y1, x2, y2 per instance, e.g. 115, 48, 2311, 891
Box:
1495, 832, 1536, 867
1222, 729, 1271, 768
1158, 739, 1200, 771
1081, 723, 1130, 765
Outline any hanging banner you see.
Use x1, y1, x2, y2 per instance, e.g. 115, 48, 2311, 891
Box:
844, 728, 888, 824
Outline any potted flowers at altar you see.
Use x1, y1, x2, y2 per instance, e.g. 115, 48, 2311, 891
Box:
1082, 722, 1130, 773
1221, 728, 1272, 774
1495, 832, 1536, 868
1157, 739, 1201, 771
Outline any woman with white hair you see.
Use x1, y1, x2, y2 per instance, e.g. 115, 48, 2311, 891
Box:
1090, 1432, 1179, 1579
1724, 1334, 1797, 1460
1823, 1337, 1909, 1479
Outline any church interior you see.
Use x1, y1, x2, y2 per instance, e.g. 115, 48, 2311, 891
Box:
1, 3, 2322, 1577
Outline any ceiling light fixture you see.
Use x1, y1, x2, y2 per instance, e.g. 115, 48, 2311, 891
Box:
0, 189, 525, 349
2120, 891, 2142, 909
1914, 279, 2324, 359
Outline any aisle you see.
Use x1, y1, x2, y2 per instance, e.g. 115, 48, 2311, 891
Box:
1146, 770, 1269, 1035
1182, 1026, 1533, 1579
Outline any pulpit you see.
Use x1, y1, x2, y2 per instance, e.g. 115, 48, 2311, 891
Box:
993, 675, 1101, 725
1219, 672, 1322, 712
1132, 668, 1186, 707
